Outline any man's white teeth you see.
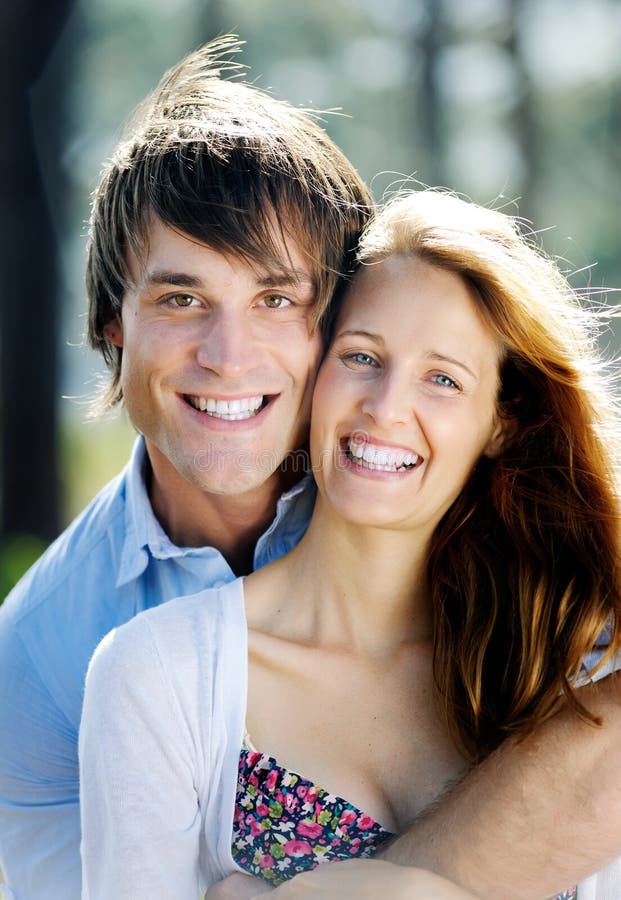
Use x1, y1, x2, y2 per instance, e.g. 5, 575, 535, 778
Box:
348, 438, 419, 471
189, 395, 264, 419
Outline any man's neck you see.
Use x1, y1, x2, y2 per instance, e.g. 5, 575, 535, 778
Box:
144, 444, 298, 576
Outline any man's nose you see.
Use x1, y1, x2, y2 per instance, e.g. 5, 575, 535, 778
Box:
196, 307, 258, 378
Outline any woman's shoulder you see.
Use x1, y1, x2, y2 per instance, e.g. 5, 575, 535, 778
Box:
142, 576, 246, 632
87, 577, 246, 686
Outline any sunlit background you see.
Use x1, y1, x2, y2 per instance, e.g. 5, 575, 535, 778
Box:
2, 0, 621, 592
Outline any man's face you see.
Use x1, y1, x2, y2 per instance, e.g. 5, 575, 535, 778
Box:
104, 217, 323, 498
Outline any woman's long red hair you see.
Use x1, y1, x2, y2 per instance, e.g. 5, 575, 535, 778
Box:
358, 190, 621, 759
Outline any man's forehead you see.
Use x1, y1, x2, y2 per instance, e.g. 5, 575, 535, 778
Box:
126, 216, 316, 290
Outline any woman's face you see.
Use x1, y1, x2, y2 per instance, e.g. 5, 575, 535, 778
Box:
311, 254, 506, 534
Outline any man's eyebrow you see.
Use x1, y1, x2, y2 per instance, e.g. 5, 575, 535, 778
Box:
140, 268, 315, 290
143, 270, 203, 289
259, 270, 315, 289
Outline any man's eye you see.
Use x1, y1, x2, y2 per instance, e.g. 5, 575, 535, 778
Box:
173, 294, 198, 308
261, 295, 291, 309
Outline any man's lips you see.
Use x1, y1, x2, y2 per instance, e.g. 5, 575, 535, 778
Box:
183, 393, 271, 421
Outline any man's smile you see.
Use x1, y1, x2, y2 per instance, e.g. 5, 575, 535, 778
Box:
183, 393, 271, 420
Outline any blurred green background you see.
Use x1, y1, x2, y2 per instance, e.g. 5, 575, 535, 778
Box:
2, 0, 621, 597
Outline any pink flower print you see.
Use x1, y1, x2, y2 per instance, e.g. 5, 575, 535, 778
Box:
265, 769, 278, 791
256, 802, 270, 818
258, 854, 275, 869
338, 809, 357, 827
305, 786, 319, 804
356, 814, 375, 830
296, 784, 308, 800
284, 793, 296, 812
296, 820, 324, 839
249, 819, 264, 837
283, 839, 313, 858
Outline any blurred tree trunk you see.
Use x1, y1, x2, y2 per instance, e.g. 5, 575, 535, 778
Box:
507, 0, 538, 225
195, 0, 227, 42
418, 0, 443, 185
0, 1, 73, 544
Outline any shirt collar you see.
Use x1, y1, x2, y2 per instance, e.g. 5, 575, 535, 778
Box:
116, 436, 315, 587
116, 437, 157, 586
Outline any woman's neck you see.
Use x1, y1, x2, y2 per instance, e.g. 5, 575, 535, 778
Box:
247, 493, 434, 658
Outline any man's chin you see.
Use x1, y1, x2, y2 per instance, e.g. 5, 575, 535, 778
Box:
187, 458, 283, 498
190, 446, 275, 484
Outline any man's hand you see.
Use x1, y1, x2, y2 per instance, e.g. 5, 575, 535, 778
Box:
267, 859, 480, 899
381, 675, 621, 899
205, 873, 274, 898
205, 861, 481, 899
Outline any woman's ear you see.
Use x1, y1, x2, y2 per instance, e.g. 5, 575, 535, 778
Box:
483, 413, 518, 459
103, 316, 124, 348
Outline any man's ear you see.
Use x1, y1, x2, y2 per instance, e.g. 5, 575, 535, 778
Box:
483, 414, 518, 459
103, 316, 124, 348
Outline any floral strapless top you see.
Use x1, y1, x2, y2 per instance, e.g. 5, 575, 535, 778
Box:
231, 743, 577, 898
232, 746, 393, 885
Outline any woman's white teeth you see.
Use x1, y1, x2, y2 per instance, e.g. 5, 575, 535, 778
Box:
191, 395, 264, 419
347, 438, 418, 471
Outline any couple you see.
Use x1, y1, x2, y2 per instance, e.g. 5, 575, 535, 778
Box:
80, 178, 621, 900
1, 36, 620, 900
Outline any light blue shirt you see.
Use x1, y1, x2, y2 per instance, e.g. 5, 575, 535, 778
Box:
0, 438, 315, 900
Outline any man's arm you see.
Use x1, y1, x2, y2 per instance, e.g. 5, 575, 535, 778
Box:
0, 625, 82, 899
381, 674, 621, 899
206, 861, 481, 900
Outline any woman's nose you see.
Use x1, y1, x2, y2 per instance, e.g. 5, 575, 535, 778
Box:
360, 371, 412, 427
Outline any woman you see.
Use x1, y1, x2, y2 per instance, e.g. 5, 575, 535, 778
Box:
79, 190, 621, 899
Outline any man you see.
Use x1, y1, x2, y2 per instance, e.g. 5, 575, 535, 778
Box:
0, 36, 619, 900
0, 35, 370, 898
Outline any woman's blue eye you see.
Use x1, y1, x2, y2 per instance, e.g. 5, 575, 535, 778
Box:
432, 373, 458, 389
344, 352, 377, 367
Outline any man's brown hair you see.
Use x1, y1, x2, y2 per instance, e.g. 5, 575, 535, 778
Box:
87, 35, 372, 409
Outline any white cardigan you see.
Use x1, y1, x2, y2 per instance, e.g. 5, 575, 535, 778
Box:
79, 580, 248, 899
79, 579, 619, 900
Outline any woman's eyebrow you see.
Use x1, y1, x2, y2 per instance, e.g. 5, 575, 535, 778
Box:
334, 335, 480, 380
425, 351, 477, 380
335, 329, 384, 344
